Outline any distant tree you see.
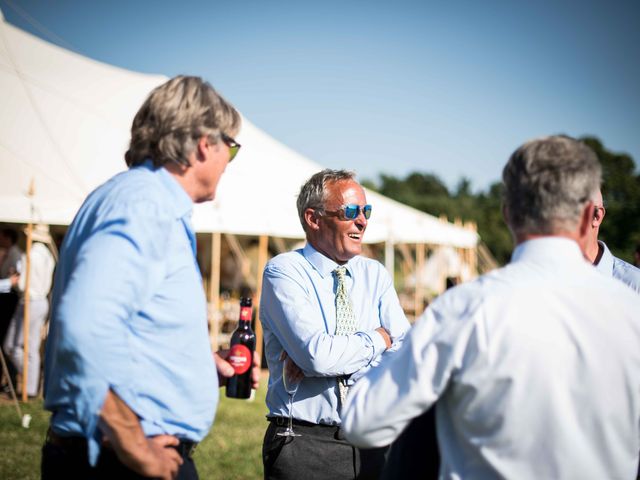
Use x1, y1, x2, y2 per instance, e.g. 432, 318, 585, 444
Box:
368, 172, 513, 265
581, 136, 640, 262
473, 182, 513, 264
364, 136, 639, 266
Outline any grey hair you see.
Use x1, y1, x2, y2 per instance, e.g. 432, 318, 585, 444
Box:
125, 75, 241, 168
296, 169, 356, 231
502, 135, 601, 236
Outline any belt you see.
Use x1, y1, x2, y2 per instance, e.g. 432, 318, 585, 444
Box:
268, 417, 346, 439
268, 416, 339, 427
46, 428, 198, 459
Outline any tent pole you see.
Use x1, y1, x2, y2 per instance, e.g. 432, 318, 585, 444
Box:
209, 232, 221, 352
22, 222, 33, 402
254, 235, 268, 362
384, 239, 394, 277
414, 242, 425, 321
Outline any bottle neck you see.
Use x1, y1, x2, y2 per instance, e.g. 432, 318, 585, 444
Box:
238, 306, 252, 328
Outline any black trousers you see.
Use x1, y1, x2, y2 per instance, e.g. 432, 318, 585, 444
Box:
382, 406, 440, 480
263, 418, 388, 480
41, 431, 199, 480
0, 291, 18, 348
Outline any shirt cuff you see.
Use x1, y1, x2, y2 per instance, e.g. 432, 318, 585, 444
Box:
368, 329, 388, 358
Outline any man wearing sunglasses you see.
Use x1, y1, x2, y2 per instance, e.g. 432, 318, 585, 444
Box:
260, 169, 410, 479
41, 76, 256, 480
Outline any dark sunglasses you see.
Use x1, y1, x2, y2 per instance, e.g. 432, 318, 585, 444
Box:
323, 204, 372, 220
221, 133, 241, 162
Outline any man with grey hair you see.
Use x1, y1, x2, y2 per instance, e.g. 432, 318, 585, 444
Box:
260, 169, 410, 479
584, 188, 640, 293
42, 76, 258, 480
343, 135, 640, 479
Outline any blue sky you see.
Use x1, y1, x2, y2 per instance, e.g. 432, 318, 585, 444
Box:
2, 0, 639, 192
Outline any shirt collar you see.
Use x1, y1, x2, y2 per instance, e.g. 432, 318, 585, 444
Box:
136, 159, 193, 219
302, 242, 355, 278
595, 240, 615, 275
511, 237, 586, 266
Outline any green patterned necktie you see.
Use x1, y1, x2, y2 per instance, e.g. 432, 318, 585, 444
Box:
334, 266, 356, 407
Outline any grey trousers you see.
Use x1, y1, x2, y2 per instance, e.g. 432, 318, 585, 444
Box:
263, 420, 388, 480
3, 298, 48, 396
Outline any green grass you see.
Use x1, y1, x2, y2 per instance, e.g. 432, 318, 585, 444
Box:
0, 379, 270, 480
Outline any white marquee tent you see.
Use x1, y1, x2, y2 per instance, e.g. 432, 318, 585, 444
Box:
0, 9, 478, 250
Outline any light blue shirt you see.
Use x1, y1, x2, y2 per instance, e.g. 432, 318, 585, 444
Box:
343, 238, 640, 479
260, 243, 410, 425
44, 161, 217, 465
595, 240, 640, 293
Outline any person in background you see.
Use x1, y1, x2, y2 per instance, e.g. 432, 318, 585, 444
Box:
42, 75, 258, 480
260, 169, 410, 480
3, 224, 56, 398
584, 189, 640, 293
343, 135, 640, 479
0, 228, 22, 348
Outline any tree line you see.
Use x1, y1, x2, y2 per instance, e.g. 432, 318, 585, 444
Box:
363, 136, 640, 266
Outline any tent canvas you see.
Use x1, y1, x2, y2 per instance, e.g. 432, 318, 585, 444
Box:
0, 10, 477, 248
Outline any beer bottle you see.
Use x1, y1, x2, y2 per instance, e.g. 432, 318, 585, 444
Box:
226, 297, 256, 399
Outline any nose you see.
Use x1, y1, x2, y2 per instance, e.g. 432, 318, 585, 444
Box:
354, 211, 367, 230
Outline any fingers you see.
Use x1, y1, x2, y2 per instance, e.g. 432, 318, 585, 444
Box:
214, 350, 234, 386
150, 434, 180, 448
159, 448, 182, 480
375, 327, 392, 349
146, 435, 183, 480
283, 356, 304, 383
214, 350, 235, 378
252, 350, 261, 389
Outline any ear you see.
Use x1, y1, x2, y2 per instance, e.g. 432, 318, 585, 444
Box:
591, 204, 605, 228
304, 208, 321, 232
578, 202, 596, 239
195, 135, 215, 163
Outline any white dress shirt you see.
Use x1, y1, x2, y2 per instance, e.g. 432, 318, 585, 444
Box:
343, 237, 640, 479
17, 242, 55, 300
0, 243, 54, 297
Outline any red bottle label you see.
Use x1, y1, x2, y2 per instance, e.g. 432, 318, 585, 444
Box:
228, 344, 252, 375
240, 306, 252, 322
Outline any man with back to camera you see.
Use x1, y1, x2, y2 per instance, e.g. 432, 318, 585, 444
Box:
584, 188, 640, 293
260, 169, 411, 479
342, 135, 640, 479
42, 75, 259, 480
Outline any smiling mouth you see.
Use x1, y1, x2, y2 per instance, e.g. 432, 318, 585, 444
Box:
347, 233, 361, 240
